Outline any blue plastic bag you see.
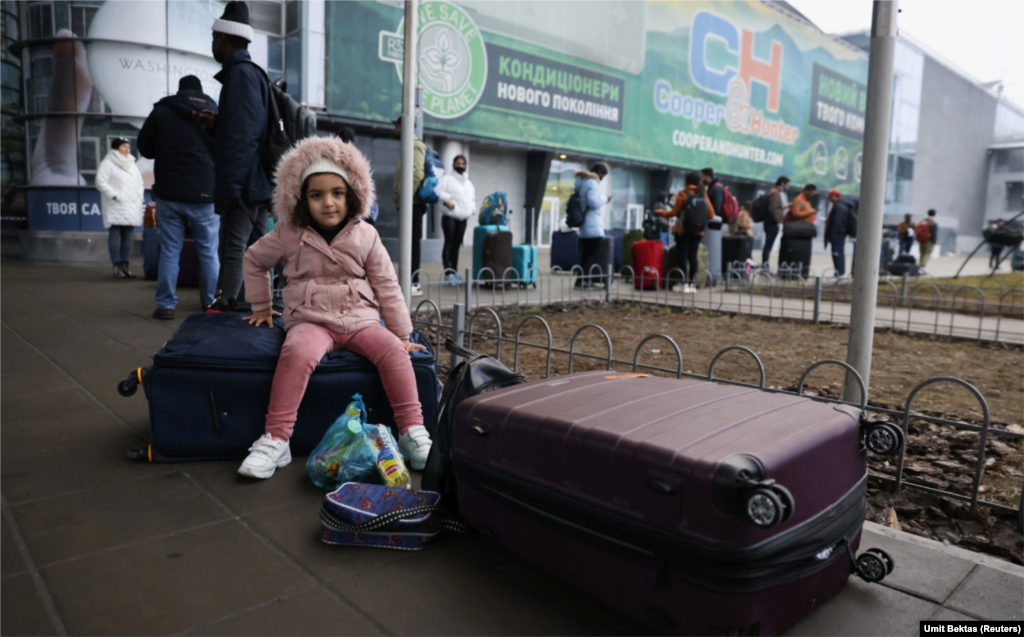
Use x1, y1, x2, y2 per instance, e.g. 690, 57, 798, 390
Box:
306, 394, 377, 489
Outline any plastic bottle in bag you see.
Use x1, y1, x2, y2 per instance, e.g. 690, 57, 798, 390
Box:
365, 425, 411, 489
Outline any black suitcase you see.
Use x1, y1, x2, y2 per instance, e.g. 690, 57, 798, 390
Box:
879, 239, 896, 274
887, 261, 921, 277
481, 231, 513, 284
783, 221, 817, 239
722, 235, 754, 276
581, 236, 613, 281
550, 230, 579, 272
779, 237, 812, 279
117, 313, 440, 462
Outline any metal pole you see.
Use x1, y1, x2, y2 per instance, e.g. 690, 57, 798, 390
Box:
398, 0, 419, 306
451, 303, 466, 367
812, 276, 822, 324
845, 0, 898, 405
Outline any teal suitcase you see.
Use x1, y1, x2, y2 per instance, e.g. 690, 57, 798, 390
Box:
511, 245, 538, 287
472, 224, 509, 279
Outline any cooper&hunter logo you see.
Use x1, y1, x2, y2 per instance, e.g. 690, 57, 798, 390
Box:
379, 1, 487, 119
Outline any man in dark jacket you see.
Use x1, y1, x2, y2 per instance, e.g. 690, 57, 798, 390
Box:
762, 176, 789, 268
138, 75, 220, 320
823, 189, 854, 277
701, 168, 724, 220
204, 1, 271, 312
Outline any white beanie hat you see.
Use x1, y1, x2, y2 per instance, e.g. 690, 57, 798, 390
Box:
213, 1, 254, 42
302, 157, 350, 186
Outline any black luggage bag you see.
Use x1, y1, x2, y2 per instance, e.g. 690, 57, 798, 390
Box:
481, 231, 513, 285
117, 313, 440, 462
722, 235, 754, 277
779, 237, 812, 279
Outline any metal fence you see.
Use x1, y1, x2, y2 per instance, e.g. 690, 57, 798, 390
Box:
411, 264, 1024, 344
410, 298, 1024, 531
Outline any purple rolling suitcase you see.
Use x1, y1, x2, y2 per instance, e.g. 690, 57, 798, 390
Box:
448, 372, 898, 635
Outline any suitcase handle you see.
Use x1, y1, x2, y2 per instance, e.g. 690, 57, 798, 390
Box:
445, 338, 483, 362
644, 478, 677, 496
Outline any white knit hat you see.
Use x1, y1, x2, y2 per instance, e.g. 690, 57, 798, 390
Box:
302, 157, 350, 186
213, 1, 254, 42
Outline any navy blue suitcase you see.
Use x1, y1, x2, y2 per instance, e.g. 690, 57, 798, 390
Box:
550, 230, 579, 272
118, 313, 440, 462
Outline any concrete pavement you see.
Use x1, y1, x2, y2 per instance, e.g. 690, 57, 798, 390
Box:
2, 241, 1021, 635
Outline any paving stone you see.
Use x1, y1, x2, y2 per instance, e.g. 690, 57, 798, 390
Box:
0, 574, 57, 636
185, 587, 382, 636
12, 471, 229, 566
244, 501, 413, 584
329, 536, 637, 636
187, 461, 325, 518
1, 410, 132, 459
0, 388, 106, 425
929, 608, 976, 622
1, 515, 29, 577
1, 435, 159, 504
859, 524, 977, 602
40, 520, 313, 636
945, 565, 1024, 621
786, 577, 938, 636
0, 370, 77, 399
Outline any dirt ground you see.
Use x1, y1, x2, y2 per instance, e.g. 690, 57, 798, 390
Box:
428, 301, 1024, 563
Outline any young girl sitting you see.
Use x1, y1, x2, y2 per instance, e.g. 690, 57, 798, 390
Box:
238, 136, 431, 479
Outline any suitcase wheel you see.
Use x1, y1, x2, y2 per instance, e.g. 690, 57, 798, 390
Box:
863, 422, 904, 456
126, 445, 152, 462
117, 368, 142, 397
745, 487, 784, 529
855, 550, 892, 583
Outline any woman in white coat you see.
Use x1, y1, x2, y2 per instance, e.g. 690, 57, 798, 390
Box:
95, 137, 144, 278
437, 155, 476, 285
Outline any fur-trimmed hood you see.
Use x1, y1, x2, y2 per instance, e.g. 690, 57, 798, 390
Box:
574, 169, 601, 181
273, 136, 376, 225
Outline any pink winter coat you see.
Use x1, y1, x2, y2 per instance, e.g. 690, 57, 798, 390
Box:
243, 137, 413, 340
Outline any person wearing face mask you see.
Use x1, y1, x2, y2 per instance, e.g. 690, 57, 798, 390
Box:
436, 155, 476, 285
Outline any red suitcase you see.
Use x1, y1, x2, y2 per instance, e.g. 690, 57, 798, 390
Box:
449, 372, 897, 635
632, 240, 665, 289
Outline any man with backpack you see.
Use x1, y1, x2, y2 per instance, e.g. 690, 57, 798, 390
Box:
657, 171, 715, 293
203, 1, 272, 312
750, 176, 790, 269
823, 189, 856, 277
392, 116, 428, 297
138, 75, 220, 320
916, 209, 939, 268
702, 167, 740, 231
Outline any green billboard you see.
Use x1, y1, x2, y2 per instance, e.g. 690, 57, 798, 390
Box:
327, 0, 868, 191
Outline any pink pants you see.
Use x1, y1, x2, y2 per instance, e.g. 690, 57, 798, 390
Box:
266, 322, 423, 441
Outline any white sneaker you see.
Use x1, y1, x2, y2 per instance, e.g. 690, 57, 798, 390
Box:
411, 284, 423, 297
683, 284, 697, 294
671, 283, 685, 293
398, 425, 432, 471
238, 433, 292, 479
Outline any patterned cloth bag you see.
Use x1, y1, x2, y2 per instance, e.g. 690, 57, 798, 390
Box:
319, 483, 474, 550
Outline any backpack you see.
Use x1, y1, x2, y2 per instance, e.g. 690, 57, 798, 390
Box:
565, 192, 585, 228
719, 185, 739, 224
478, 191, 508, 226
421, 339, 526, 508
243, 63, 317, 182
683, 193, 709, 234
845, 199, 859, 238
751, 192, 771, 223
643, 213, 662, 240
915, 219, 933, 243
416, 149, 445, 204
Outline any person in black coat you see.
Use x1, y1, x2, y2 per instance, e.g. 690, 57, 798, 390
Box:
200, 0, 272, 312
139, 75, 221, 320
823, 189, 855, 277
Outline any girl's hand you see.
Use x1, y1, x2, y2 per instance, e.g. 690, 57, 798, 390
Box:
402, 339, 426, 353
245, 308, 281, 328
